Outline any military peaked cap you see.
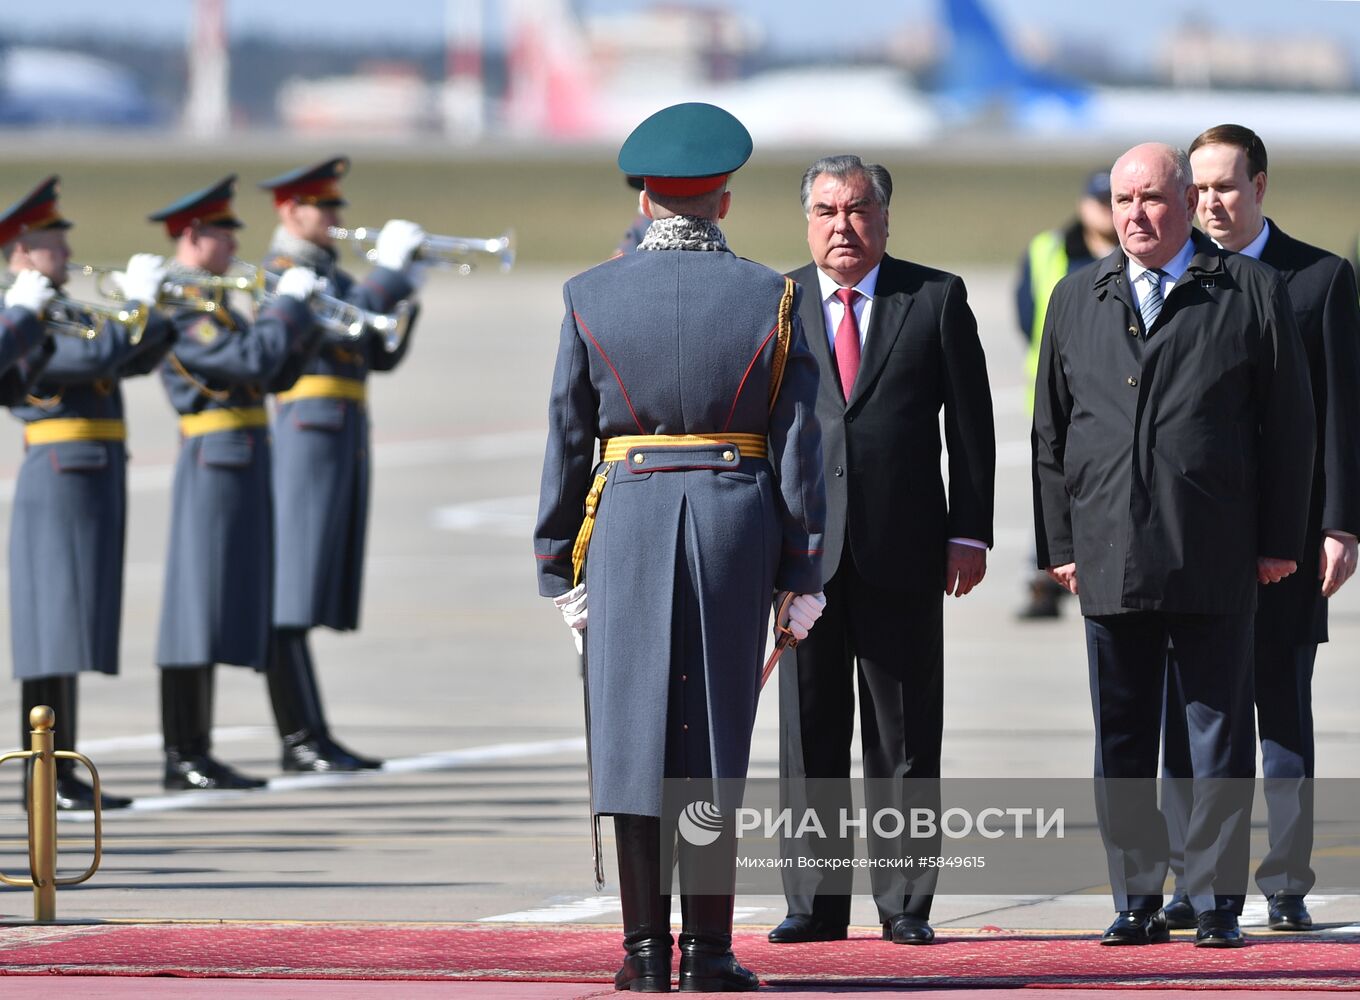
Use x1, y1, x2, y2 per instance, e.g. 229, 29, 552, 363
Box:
0, 176, 72, 246
258, 156, 350, 207
149, 175, 244, 237
617, 103, 752, 197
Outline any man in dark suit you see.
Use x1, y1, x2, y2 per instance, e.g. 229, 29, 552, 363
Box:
1160, 124, 1360, 933
770, 154, 995, 946
1033, 142, 1315, 949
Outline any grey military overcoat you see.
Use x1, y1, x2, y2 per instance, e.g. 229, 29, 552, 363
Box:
156, 296, 317, 669
8, 309, 173, 679
1033, 235, 1316, 617
264, 248, 417, 631
535, 247, 825, 818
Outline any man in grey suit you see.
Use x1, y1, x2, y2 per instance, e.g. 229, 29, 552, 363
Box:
771, 155, 995, 947
536, 103, 827, 993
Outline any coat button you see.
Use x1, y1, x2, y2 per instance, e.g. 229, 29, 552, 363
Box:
1127, 376, 1138, 387
721, 450, 734, 462
681, 674, 687, 682
846, 414, 855, 423
682, 724, 689, 732
633, 453, 645, 465
1128, 325, 1138, 336
834, 465, 844, 477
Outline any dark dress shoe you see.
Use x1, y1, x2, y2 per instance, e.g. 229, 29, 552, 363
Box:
1195, 911, 1245, 947
1160, 894, 1197, 930
767, 914, 847, 943
54, 773, 132, 812
281, 733, 382, 773
1267, 893, 1313, 931
678, 946, 757, 992
164, 753, 267, 791
321, 735, 383, 770
1101, 909, 1170, 945
882, 913, 935, 944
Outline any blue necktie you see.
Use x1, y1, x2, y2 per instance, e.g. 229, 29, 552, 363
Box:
1139, 268, 1164, 331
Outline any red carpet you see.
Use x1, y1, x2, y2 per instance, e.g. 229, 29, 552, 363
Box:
0, 923, 1356, 989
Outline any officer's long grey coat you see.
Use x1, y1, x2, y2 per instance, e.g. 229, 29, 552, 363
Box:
1033, 235, 1315, 616
263, 247, 417, 631
8, 309, 173, 680
156, 296, 317, 669
0, 306, 54, 405
535, 248, 825, 818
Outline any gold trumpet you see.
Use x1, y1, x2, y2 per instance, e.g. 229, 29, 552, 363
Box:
255, 265, 411, 344
2, 268, 147, 342
327, 225, 516, 275
85, 261, 263, 317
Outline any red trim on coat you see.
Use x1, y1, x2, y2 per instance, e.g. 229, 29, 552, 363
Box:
574, 311, 645, 435
723, 324, 779, 432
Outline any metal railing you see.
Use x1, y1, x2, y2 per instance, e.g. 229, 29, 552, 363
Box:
0, 706, 103, 921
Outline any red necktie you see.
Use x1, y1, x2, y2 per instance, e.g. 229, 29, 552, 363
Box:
834, 286, 861, 400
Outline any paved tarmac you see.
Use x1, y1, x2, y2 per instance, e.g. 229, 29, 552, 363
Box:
0, 263, 1357, 945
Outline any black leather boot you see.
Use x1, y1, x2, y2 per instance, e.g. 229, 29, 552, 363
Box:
678, 893, 757, 993
22, 676, 132, 811
162, 667, 266, 791
268, 628, 381, 772
614, 814, 673, 992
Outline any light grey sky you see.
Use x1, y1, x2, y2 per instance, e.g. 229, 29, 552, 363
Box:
1, 0, 1358, 71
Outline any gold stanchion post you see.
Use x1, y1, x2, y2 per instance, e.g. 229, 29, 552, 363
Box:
0, 706, 104, 921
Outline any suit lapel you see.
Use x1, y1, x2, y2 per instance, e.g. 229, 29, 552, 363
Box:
791, 263, 845, 413
1258, 221, 1298, 283
847, 257, 910, 409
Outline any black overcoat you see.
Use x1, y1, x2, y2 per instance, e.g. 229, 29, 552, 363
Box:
1033, 234, 1316, 616
1252, 221, 1360, 643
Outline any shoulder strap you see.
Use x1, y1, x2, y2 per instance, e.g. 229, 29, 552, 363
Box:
767, 276, 796, 413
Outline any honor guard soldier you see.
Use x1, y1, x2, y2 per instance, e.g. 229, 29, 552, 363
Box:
257, 157, 424, 772
149, 176, 325, 790
535, 103, 827, 993
1, 176, 173, 810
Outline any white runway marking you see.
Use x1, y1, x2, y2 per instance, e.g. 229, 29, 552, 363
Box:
56, 736, 585, 819
431, 495, 537, 536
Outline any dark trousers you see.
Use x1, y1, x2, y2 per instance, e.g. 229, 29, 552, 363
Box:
777, 555, 943, 925
1165, 637, 1317, 898
1086, 611, 1255, 915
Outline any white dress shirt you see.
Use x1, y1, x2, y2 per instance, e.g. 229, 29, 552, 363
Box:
815, 264, 879, 354
1127, 238, 1194, 314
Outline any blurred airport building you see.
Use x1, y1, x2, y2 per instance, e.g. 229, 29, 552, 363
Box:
1, 0, 1359, 146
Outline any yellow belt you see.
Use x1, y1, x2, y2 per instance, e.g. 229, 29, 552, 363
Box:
179, 407, 269, 438
276, 375, 367, 405
572, 432, 768, 585
24, 418, 126, 445
601, 432, 767, 462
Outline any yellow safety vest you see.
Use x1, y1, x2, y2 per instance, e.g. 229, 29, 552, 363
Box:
1024, 230, 1069, 416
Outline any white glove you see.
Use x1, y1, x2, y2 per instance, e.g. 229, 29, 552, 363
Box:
373, 219, 426, 271
553, 583, 588, 631
3, 269, 55, 316
117, 252, 167, 305
777, 591, 827, 642
273, 266, 320, 303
